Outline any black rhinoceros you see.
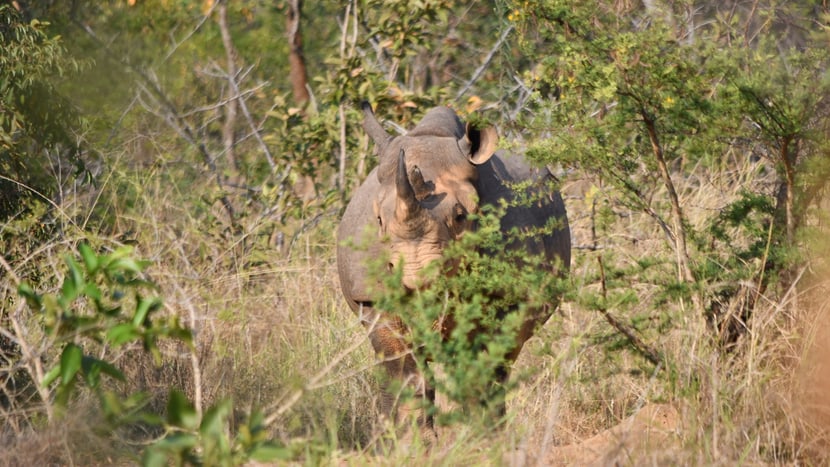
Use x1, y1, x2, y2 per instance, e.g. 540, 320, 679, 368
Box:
336, 103, 570, 443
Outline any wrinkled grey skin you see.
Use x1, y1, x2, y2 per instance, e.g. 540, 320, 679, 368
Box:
336, 103, 571, 443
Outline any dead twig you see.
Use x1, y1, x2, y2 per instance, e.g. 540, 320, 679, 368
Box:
455, 25, 514, 102
597, 256, 662, 366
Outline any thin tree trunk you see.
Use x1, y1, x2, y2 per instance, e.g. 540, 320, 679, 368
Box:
217, 1, 240, 174
336, 2, 357, 191
642, 110, 703, 313
780, 137, 796, 244
285, 0, 316, 202
287, 0, 310, 106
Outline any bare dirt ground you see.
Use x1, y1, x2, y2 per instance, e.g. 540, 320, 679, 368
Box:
501, 403, 680, 466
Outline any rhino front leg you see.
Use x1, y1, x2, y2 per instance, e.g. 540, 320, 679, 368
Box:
365, 311, 437, 447
482, 310, 552, 418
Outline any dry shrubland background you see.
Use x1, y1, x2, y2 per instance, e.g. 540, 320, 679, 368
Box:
2, 1, 830, 465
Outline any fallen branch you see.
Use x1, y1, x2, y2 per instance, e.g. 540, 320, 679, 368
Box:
597, 256, 662, 366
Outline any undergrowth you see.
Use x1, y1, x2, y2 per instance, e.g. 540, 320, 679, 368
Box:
2, 146, 828, 465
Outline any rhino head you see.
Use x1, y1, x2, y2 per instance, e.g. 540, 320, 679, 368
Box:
362, 102, 498, 290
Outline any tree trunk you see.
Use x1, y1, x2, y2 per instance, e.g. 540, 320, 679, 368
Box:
285, 0, 316, 202
286, 0, 310, 107
643, 110, 703, 314
217, 1, 240, 174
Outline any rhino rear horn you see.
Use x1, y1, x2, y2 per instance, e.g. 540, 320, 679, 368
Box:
460, 122, 498, 165
361, 101, 392, 150
395, 149, 422, 222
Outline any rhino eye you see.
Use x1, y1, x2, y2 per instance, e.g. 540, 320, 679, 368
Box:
453, 203, 467, 224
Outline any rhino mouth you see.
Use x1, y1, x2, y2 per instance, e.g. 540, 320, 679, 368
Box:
394, 252, 464, 292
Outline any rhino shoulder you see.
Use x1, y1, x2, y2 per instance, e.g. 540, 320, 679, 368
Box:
475, 151, 570, 265
476, 151, 548, 199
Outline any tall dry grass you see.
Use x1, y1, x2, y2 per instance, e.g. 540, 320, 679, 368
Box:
1, 146, 828, 465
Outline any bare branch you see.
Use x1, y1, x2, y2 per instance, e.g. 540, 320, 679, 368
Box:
455, 25, 514, 102
163, 0, 218, 62
598, 256, 662, 366
176, 83, 266, 118
216, 64, 277, 171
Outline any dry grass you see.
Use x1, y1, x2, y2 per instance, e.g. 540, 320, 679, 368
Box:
2, 150, 829, 465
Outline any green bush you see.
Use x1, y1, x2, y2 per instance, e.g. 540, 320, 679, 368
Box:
17, 244, 188, 418
372, 201, 568, 423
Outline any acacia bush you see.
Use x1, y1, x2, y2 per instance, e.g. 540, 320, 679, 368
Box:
501, 0, 830, 461
505, 0, 829, 343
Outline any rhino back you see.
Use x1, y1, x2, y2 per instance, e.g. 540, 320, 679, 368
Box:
406, 106, 466, 139
336, 167, 385, 309
476, 151, 571, 269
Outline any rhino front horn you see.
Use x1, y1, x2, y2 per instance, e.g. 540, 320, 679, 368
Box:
395, 149, 421, 222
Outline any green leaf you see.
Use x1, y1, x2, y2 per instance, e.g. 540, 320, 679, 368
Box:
79, 243, 98, 273
248, 443, 294, 462
60, 258, 84, 305
18, 282, 42, 309
166, 390, 198, 430
107, 323, 141, 346
18, 282, 36, 299
200, 399, 231, 438
133, 296, 162, 327
81, 355, 102, 387
84, 282, 103, 301
141, 448, 169, 467
54, 378, 76, 409
165, 327, 194, 347
60, 343, 83, 385
81, 355, 125, 386
108, 257, 148, 276
153, 433, 199, 450
143, 434, 198, 467
41, 364, 60, 387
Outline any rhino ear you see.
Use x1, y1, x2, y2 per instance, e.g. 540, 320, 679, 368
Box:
362, 101, 392, 151
459, 122, 498, 165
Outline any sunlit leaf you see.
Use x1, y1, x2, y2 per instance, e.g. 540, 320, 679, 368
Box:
59, 343, 83, 385
166, 390, 198, 430
107, 323, 141, 346
79, 243, 98, 273
248, 443, 294, 462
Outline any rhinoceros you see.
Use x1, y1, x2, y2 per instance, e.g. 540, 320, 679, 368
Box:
336, 102, 570, 442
